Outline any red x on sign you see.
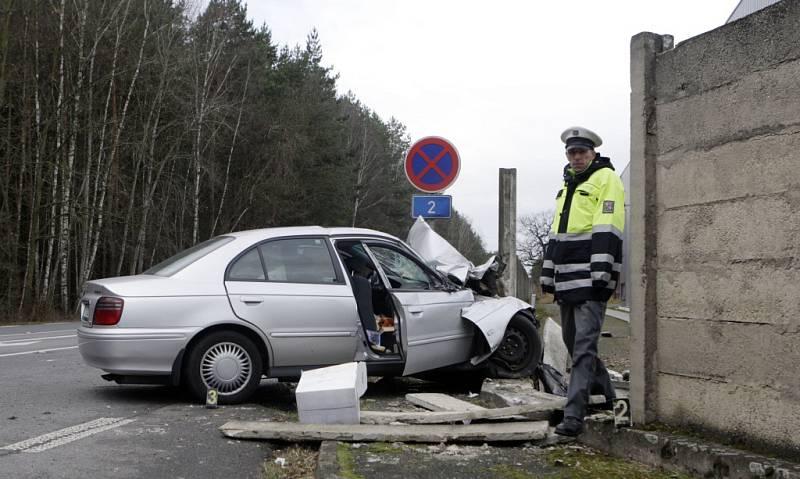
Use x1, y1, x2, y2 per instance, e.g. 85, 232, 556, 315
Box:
404, 137, 460, 193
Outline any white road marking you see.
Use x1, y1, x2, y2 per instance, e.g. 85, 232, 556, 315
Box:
1, 417, 136, 453
0, 346, 79, 358
0, 334, 76, 347
0, 330, 77, 339
0, 341, 40, 347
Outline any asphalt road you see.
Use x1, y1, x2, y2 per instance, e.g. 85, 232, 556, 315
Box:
0, 322, 280, 479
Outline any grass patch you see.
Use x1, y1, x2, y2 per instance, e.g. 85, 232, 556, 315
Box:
336, 443, 363, 479
545, 446, 691, 479
262, 444, 318, 479
484, 464, 540, 479
362, 442, 405, 454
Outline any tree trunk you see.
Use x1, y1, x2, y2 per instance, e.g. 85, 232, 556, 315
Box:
57, 0, 89, 309
41, 0, 67, 303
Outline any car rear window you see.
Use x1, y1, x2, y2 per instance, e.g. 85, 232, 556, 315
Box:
258, 238, 338, 283
145, 236, 234, 276
227, 248, 266, 281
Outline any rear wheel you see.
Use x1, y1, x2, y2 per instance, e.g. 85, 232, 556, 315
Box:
185, 331, 263, 404
487, 314, 542, 379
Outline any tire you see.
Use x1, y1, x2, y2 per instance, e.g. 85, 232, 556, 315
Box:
486, 313, 542, 379
184, 331, 263, 404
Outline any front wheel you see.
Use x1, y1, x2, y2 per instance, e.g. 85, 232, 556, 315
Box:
486, 314, 542, 379
184, 331, 263, 404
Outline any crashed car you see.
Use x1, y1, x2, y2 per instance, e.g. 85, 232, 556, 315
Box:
78, 220, 542, 404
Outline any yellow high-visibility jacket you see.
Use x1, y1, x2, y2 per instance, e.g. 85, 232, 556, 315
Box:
540, 155, 625, 303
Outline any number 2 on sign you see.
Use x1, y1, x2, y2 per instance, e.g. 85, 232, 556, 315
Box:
427, 201, 436, 214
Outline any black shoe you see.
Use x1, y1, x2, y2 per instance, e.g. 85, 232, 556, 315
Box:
554, 417, 584, 437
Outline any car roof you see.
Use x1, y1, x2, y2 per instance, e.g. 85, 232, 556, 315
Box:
223, 226, 402, 242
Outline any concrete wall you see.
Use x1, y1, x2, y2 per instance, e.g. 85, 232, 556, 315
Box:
629, 0, 800, 457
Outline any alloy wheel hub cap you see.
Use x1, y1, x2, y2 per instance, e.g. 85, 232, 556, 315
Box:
201, 342, 252, 395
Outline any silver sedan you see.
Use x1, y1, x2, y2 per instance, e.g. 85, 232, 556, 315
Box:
78, 227, 541, 404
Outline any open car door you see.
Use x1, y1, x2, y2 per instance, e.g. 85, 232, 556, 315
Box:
364, 242, 474, 375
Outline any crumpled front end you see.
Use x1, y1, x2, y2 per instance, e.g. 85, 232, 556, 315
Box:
407, 217, 505, 295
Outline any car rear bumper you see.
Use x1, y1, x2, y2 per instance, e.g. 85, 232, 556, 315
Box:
77, 326, 195, 375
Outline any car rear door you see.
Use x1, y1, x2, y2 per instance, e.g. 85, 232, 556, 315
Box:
224, 236, 359, 368
364, 242, 474, 375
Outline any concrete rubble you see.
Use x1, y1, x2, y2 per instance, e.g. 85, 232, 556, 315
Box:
358, 400, 565, 425
222, 373, 570, 444
295, 362, 367, 425
541, 318, 570, 377
220, 419, 551, 443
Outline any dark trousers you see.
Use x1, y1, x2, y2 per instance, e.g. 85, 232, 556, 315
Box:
559, 300, 615, 421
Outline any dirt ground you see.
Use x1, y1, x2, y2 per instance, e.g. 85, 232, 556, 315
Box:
334, 441, 691, 479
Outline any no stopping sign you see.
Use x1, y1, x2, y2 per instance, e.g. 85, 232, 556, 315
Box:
404, 136, 460, 193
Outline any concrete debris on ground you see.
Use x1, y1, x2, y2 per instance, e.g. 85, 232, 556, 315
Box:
482, 378, 607, 408
220, 419, 551, 443
359, 400, 565, 425
295, 361, 367, 425
406, 392, 487, 425
542, 317, 570, 377
405, 393, 486, 413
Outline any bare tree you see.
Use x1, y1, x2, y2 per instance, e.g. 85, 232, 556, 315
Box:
210, 62, 250, 236
518, 210, 554, 282
189, 8, 239, 244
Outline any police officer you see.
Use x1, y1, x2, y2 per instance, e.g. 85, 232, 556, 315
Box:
541, 126, 625, 436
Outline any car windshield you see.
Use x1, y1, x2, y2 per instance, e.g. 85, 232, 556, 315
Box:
144, 236, 234, 276
369, 245, 434, 290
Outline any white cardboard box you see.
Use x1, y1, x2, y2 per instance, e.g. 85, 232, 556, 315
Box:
295, 362, 368, 424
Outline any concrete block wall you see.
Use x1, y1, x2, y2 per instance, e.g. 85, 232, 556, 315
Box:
629, 0, 800, 457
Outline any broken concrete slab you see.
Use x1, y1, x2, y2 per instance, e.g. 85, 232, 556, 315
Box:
542, 318, 570, 377
295, 362, 367, 425
406, 392, 526, 424
220, 420, 550, 443
483, 379, 607, 408
359, 400, 565, 425
405, 393, 486, 412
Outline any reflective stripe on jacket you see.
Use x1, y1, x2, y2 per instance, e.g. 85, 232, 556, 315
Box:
540, 155, 624, 303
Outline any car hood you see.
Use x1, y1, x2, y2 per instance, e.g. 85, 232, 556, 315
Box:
84, 275, 225, 297
407, 217, 500, 284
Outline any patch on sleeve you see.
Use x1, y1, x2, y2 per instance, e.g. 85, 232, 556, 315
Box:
602, 200, 615, 214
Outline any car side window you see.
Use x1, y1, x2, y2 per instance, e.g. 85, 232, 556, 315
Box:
369, 245, 434, 290
258, 238, 338, 284
227, 248, 266, 281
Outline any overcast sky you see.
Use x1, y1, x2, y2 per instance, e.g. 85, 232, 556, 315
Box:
246, 0, 739, 250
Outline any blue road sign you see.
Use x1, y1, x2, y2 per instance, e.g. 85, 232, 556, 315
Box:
412, 195, 452, 219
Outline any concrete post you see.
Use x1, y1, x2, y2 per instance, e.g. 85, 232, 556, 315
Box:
498, 168, 517, 298
629, 32, 672, 425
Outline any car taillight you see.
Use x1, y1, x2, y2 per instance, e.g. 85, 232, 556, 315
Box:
93, 297, 124, 325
